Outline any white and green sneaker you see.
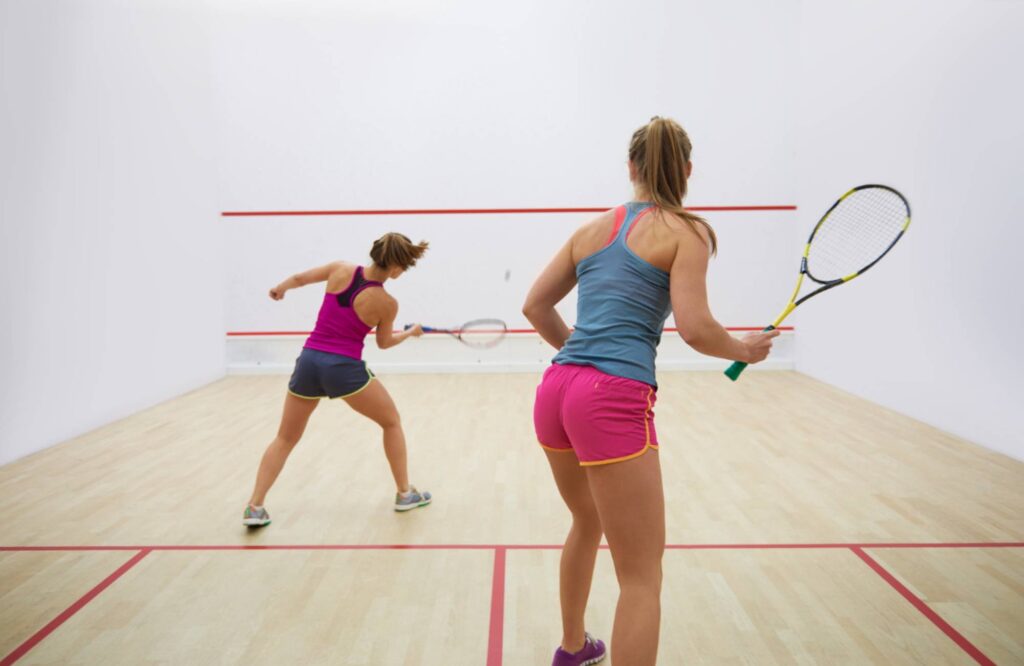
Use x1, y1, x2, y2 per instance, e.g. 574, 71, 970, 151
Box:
243, 505, 271, 527
395, 486, 432, 512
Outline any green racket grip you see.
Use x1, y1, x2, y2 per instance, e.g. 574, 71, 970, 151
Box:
723, 360, 749, 381
724, 325, 776, 382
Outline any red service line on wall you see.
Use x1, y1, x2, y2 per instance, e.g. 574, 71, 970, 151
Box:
222, 205, 797, 217
226, 326, 795, 337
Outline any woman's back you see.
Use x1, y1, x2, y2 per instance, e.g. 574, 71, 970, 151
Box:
522, 116, 777, 666
554, 202, 680, 387
304, 263, 388, 359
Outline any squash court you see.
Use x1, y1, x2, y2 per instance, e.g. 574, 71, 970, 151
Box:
2, 1, 1022, 665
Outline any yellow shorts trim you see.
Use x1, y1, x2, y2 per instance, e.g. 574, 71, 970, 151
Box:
539, 442, 574, 453
579, 443, 659, 467
330, 375, 376, 400
288, 389, 324, 400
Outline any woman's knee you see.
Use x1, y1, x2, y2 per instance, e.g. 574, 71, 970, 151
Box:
276, 431, 303, 449
571, 504, 603, 537
613, 552, 664, 588
376, 410, 401, 430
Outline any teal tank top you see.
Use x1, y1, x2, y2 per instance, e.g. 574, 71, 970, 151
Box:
552, 202, 671, 387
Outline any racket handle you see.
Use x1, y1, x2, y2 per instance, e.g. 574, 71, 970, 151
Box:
724, 325, 776, 382
724, 361, 749, 381
404, 324, 435, 332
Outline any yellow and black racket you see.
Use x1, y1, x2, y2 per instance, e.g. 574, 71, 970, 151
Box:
725, 184, 911, 381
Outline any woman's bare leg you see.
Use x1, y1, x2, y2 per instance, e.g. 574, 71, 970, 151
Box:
248, 393, 320, 506
343, 379, 409, 492
585, 450, 665, 666
545, 449, 604, 653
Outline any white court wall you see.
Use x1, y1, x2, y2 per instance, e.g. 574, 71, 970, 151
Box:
796, 1, 1024, 459
0, 0, 224, 465
214, 0, 801, 372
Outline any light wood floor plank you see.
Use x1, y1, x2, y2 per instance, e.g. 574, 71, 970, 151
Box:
0, 372, 1019, 546
18, 550, 491, 666
0, 371, 1021, 664
0, 552, 141, 658
865, 548, 1024, 665
505, 549, 978, 665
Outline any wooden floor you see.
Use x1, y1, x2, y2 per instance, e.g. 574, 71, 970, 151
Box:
1, 371, 1022, 665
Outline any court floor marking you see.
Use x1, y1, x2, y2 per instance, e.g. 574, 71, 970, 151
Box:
0, 549, 152, 666
2, 542, 1020, 665
3, 542, 1022, 553
851, 547, 996, 666
487, 547, 507, 666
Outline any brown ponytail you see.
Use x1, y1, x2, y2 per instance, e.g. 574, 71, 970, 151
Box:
370, 232, 429, 270
628, 116, 717, 255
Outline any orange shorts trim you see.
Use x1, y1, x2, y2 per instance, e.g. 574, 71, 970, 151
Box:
579, 443, 659, 466
539, 442, 575, 453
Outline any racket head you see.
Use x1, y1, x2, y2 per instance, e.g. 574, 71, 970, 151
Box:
454, 318, 508, 349
725, 184, 911, 383
804, 184, 911, 285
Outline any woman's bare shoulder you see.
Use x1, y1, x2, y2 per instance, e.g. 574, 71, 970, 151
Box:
325, 261, 355, 291
571, 208, 621, 261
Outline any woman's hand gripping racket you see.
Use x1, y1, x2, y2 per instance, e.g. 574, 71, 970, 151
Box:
725, 184, 912, 381
405, 319, 509, 349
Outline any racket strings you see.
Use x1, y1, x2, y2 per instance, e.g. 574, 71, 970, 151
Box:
455, 319, 508, 349
806, 188, 908, 283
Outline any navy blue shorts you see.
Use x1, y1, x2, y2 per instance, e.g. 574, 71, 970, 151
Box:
288, 348, 375, 399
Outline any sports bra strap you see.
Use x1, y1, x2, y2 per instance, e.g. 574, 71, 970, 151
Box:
603, 206, 628, 248
624, 206, 654, 242
336, 266, 382, 308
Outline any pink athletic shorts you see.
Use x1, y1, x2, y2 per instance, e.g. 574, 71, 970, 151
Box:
533, 363, 658, 466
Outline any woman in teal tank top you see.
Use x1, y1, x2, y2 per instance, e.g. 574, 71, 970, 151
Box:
524, 117, 779, 666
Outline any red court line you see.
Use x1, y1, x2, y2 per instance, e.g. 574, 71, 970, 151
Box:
487, 547, 507, 666
851, 547, 995, 666
0, 544, 505, 552
226, 326, 796, 337
222, 205, 797, 217
2, 542, 1022, 552
666, 542, 1024, 550
2, 544, 1016, 666
0, 549, 151, 666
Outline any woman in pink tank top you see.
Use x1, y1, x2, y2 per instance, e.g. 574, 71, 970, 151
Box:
243, 233, 434, 526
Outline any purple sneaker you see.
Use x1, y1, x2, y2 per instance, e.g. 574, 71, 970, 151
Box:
551, 632, 606, 666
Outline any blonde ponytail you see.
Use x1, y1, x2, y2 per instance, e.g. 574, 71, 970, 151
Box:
629, 116, 717, 254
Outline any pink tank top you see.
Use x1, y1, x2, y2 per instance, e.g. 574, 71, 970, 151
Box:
303, 266, 383, 359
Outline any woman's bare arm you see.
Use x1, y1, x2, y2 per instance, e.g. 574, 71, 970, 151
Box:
669, 232, 778, 362
522, 237, 578, 350
374, 296, 423, 350
269, 262, 343, 300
